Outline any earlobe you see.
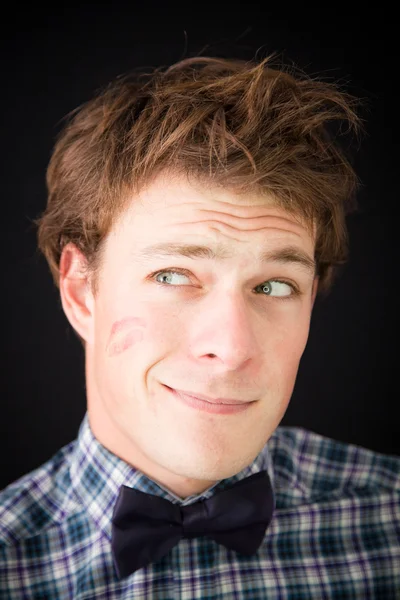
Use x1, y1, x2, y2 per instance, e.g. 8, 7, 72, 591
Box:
59, 243, 95, 345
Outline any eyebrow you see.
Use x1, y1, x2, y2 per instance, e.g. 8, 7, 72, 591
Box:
137, 242, 316, 275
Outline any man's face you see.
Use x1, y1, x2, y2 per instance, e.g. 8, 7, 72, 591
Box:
79, 175, 317, 495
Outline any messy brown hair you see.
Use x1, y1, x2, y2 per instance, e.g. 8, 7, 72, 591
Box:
36, 55, 362, 297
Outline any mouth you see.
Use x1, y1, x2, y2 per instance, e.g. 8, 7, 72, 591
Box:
162, 385, 256, 415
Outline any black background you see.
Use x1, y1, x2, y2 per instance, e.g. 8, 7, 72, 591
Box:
1, 4, 396, 491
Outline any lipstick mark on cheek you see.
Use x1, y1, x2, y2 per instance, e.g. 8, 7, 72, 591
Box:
106, 317, 146, 357
107, 330, 144, 356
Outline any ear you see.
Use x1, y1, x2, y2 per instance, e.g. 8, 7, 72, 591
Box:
59, 243, 95, 346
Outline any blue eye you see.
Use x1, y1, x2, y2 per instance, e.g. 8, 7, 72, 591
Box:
256, 280, 295, 297
152, 269, 298, 298
154, 271, 191, 285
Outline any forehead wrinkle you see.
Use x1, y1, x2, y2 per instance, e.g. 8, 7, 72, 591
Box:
185, 208, 311, 235
132, 197, 311, 232
205, 221, 305, 240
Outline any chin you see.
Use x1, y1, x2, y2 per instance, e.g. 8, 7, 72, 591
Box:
166, 444, 261, 483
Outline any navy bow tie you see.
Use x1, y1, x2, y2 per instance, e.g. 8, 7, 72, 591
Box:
111, 470, 274, 579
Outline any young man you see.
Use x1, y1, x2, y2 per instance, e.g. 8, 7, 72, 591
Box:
1, 56, 399, 598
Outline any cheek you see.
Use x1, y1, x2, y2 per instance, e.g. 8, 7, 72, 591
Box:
272, 318, 311, 372
106, 317, 147, 357
105, 312, 177, 358
107, 329, 144, 357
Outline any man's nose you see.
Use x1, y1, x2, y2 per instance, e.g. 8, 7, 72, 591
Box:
188, 292, 261, 371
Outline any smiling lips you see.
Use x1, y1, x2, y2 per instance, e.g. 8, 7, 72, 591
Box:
163, 385, 256, 415
171, 388, 252, 405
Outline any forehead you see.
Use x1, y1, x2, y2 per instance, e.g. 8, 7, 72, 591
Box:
125, 175, 311, 220
110, 175, 316, 256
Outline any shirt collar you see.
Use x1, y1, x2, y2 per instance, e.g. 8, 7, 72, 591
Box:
69, 413, 275, 541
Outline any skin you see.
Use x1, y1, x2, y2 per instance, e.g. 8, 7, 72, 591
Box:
60, 174, 318, 499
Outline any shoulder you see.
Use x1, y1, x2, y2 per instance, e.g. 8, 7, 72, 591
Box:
269, 426, 400, 507
0, 441, 80, 547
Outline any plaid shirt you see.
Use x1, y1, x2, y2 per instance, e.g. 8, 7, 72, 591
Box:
1, 414, 399, 599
